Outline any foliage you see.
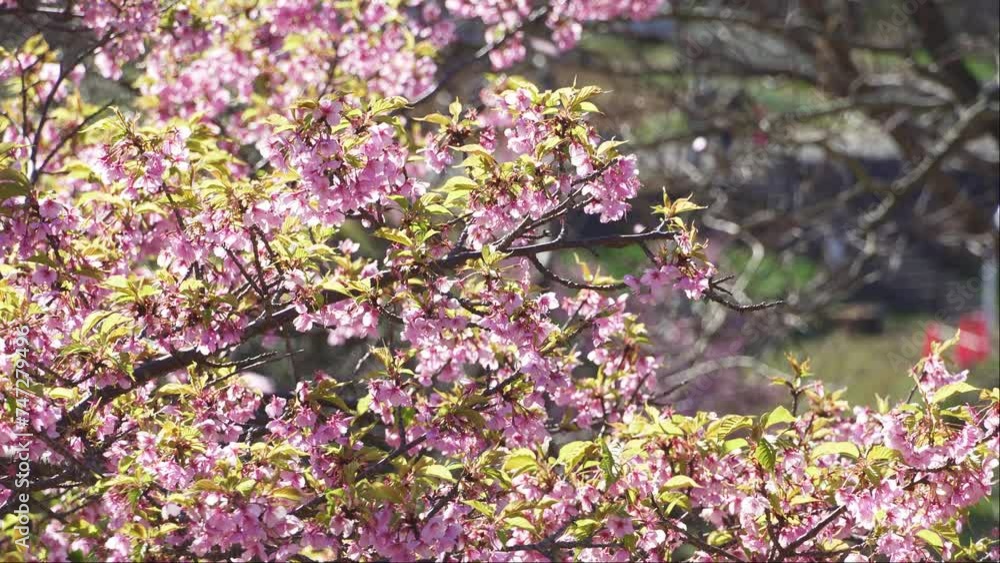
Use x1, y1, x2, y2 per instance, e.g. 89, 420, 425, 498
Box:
0, 1, 997, 562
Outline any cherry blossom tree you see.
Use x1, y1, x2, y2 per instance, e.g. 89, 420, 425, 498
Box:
0, 1, 997, 561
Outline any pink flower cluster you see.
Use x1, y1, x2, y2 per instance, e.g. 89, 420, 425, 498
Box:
917, 353, 969, 398
265, 98, 419, 226
34, 0, 671, 150
628, 260, 716, 301
418, 85, 655, 249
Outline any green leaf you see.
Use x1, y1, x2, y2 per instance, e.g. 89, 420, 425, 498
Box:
440, 175, 478, 192
424, 203, 453, 216
415, 113, 453, 126
866, 445, 900, 461
156, 383, 196, 397
810, 441, 860, 460
708, 529, 733, 547
368, 482, 405, 504
930, 382, 978, 403
669, 196, 706, 215
192, 479, 224, 492
462, 500, 494, 517
47, 387, 77, 401
916, 529, 943, 550
662, 475, 700, 490
95, 312, 132, 339
573, 86, 604, 103
103, 275, 131, 290
480, 244, 510, 267
763, 405, 796, 428
567, 519, 601, 540
789, 494, 820, 506
596, 140, 626, 157
355, 394, 372, 416
754, 439, 777, 472
0, 167, 30, 200
790, 494, 820, 506
534, 136, 561, 157
80, 310, 113, 337
875, 393, 890, 414
236, 479, 256, 495
706, 415, 751, 440
454, 144, 492, 158
600, 440, 621, 486
267, 442, 307, 462
722, 438, 749, 455
658, 491, 691, 513
503, 450, 537, 475
449, 98, 462, 119
556, 441, 592, 470
453, 407, 487, 428
441, 175, 478, 206
506, 516, 535, 532
934, 525, 961, 549
421, 465, 456, 482
368, 96, 409, 115
374, 228, 413, 247
271, 486, 304, 502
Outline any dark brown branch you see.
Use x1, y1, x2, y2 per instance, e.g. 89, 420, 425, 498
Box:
653, 355, 782, 402
860, 95, 994, 231
527, 254, 627, 292
778, 506, 847, 557
29, 31, 117, 183
656, 510, 742, 562
909, 0, 985, 107
34, 101, 115, 178
704, 287, 784, 313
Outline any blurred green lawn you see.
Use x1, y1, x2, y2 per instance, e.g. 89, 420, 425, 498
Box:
768, 315, 999, 405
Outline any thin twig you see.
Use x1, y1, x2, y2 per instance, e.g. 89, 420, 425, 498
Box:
527, 254, 626, 291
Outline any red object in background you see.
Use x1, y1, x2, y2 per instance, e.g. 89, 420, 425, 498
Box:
923, 323, 942, 357
956, 313, 991, 368
751, 129, 769, 147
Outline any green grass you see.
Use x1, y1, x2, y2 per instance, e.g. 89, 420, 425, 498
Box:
579, 34, 679, 67
631, 110, 688, 144
765, 315, 999, 406
745, 80, 830, 113
723, 247, 820, 300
